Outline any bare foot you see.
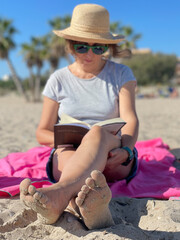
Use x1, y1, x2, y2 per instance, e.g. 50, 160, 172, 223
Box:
20, 179, 69, 224
75, 170, 114, 229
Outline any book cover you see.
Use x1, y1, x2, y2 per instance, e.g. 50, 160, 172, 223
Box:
54, 113, 126, 148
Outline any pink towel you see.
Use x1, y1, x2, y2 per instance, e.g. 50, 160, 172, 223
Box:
0, 146, 52, 196
0, 138, 179, 199
110, 138, 180, 199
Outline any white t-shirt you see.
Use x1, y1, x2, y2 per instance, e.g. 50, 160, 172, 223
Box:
42, 60, 136, 125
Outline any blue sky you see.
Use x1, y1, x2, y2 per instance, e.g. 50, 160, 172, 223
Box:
0, 0, 180, 79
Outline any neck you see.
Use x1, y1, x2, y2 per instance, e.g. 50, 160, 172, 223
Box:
69, 59, 106, 79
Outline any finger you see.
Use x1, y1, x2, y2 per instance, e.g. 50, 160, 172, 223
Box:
108, 150, 116, 158
110, 147, 120, 154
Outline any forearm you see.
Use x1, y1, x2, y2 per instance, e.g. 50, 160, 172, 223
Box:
36, 128, 54, 148
118, 80, 139, 150
121, 116, 139, 150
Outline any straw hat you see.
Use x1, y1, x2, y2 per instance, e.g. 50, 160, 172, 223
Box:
53, 4, 125, 44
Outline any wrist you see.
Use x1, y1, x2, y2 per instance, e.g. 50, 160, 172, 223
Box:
121, 146, 134, 166
121, 148, 129, 158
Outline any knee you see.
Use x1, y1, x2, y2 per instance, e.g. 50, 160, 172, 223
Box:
82, 125, 121, 151
90, 125, 104, 135
82, 125, 105, 143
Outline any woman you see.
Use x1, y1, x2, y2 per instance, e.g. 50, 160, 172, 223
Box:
20, 3, 139, 230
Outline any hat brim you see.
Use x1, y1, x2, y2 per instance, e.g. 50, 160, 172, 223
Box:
53, 28, 125, 44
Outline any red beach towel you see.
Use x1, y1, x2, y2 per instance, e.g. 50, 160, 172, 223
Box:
0, 138, 179, 199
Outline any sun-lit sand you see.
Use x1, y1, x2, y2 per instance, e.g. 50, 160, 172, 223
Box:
0, 92, 180, 240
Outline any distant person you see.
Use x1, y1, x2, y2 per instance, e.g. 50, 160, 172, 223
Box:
20, 3, 139, 229
168, 87, 179, 98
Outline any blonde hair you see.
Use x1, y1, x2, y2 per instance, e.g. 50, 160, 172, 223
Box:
65, 40, 131, 58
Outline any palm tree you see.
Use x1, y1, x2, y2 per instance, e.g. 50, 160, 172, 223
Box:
48, 16, 72, 74
110, 21, 141, 49
21, 37, 47, 101
21, 43, 36, 97
122, 26, 141, 49
0, 18, 28, 100
33, 37, 47, 102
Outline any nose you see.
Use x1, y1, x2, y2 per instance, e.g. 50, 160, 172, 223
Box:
86, 48, 94, 57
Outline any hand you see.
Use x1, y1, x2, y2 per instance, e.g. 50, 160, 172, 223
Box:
105, 148, 129, 171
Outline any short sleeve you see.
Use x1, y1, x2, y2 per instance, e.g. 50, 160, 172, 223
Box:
117, 64, 136, 90
42, 73, 60, 102
122, 65, 136, 84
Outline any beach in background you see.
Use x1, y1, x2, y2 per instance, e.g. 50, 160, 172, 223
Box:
1, 88, 180, 158
0, 90, 180, 240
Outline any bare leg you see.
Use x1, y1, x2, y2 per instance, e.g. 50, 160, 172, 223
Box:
76, 170, 114, 229
20, 126, 120, 224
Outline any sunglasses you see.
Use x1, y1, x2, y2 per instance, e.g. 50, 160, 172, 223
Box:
73, 44, 108, 55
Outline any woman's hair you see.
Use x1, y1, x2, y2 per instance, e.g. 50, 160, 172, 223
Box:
65, 39, 131, 59
108, 44, 131, 58
65, 40, 77, 55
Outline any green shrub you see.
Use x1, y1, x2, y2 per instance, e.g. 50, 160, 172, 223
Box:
123, 53, 177, 85
0, 80, 16, 90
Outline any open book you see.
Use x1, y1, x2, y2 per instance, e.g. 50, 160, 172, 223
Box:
54, 113, 126, 148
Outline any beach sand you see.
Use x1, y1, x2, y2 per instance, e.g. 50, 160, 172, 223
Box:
0, 93, 180, 240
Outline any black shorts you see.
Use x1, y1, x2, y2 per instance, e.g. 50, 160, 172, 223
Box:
46, 148, 138, 184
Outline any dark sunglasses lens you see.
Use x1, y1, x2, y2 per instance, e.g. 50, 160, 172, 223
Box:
93, 46, 107, 55
74, 45, 88, 53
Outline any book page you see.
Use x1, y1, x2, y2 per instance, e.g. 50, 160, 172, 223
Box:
94, 118, 126, 127
101, 123, 125, 134
60, 113, 91, 128
59, 114, 126, 133
59, 123, 90, 130
94, 118, 126, 135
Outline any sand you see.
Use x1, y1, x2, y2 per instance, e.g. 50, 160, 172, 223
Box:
0, 92, 180, 240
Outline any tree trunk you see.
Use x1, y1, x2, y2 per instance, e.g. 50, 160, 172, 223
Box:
6, 57, 29, 101
34, 67, 41, 102
28, 67, 35, 101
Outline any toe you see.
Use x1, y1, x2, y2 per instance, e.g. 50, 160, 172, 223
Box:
81, 185, 90, 194
33, 191, 43, 200
91, 170, 107, 188
75, 188, 89, 207
28, 185, 36, 195
20, 178, 32, 195
75, 196, 84, 206
77, 191, 86, 200
85, 177, 96, 189
33, 191, 48, 205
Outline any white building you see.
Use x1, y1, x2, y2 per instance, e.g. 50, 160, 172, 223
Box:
1, 74, 10, 82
